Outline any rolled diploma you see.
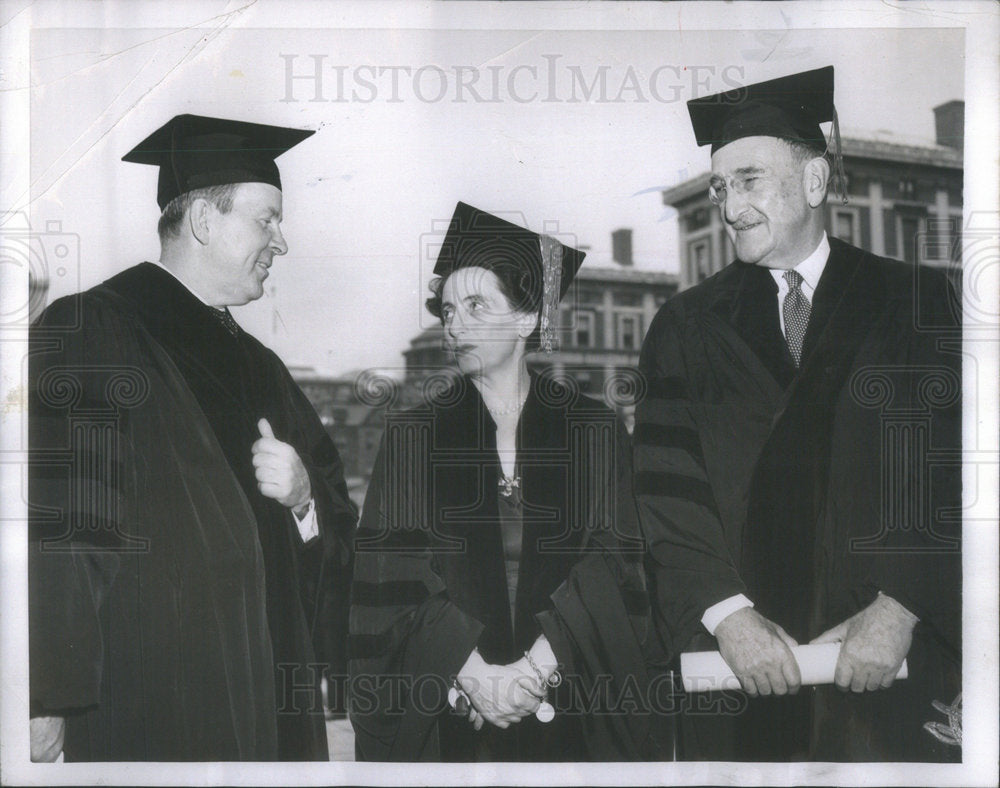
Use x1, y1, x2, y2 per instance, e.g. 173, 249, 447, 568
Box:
680, 642, 908, 693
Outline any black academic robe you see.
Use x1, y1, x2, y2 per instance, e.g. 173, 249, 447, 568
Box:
348, 374, 653, 761
634, 238, 961, 761
28, 263, 357, 761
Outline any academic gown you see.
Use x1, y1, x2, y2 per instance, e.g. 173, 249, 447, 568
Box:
28, 262, 357, 761
634, 238, 961, 761
348, 374, 654, 761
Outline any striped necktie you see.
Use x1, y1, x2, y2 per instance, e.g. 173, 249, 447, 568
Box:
210, 307, 241, 337
782, 269, 810, 367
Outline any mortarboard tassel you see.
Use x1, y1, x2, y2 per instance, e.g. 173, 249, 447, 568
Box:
538, 234, 563, 353
828, 105, 849, 205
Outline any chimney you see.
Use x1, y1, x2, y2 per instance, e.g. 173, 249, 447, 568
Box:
933, 100, 964, 149
612, 228, 633, 267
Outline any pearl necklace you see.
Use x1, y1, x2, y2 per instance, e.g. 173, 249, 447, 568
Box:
487, 391, 526, 497
485, 392, 528, 418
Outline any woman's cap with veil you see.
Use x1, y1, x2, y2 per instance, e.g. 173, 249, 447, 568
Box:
433, 202, 586, 352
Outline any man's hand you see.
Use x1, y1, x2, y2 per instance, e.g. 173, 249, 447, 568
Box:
30, 715, 65, 762
457, 650, 544, 729
714, 606, 801, 696
252, 418, 311, 511
810, 594, 917, 692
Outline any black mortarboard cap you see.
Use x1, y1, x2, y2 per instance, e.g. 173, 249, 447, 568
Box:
122, 114, 315, 209
687, 66, 835, 154
433, 202, 585, 299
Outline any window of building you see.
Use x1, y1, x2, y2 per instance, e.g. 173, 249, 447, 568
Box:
617, 314, 641, 350
846, 171, 868, 196
688, 238, 712, 284
947, 180, 963, 207
833, 208, 860, 246
898, 214, 922, 264
686, 207, 710, 231
612, 290, 643, 306
577, 288, 604, 305
573, 311, 595, 348
922, 218, 955, 262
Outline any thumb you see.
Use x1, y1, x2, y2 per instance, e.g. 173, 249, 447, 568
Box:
810, 621, 848, 645
258, 418, 275, 439
773, 623, 799, 650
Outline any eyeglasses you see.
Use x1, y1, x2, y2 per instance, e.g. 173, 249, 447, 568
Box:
707, 173, 771, 206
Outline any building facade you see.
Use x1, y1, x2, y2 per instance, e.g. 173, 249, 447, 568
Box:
288, 366, 388, 502
663, 101, 964, 290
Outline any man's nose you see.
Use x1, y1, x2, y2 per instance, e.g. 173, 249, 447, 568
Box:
723, 187, 749, 224
270, 225, 288, 256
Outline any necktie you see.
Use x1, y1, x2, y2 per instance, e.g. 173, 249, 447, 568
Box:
782, 269, 810, 367
210, 307, 241, 337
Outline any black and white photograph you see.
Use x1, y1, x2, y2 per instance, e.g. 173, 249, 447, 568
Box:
1, 1, 997, 785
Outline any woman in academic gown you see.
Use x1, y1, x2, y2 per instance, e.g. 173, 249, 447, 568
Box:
348, 203, 653, 762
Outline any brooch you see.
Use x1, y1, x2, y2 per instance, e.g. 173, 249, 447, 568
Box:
498, 474, 520, 498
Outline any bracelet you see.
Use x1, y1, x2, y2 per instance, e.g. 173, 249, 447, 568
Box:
523, 651, 558, 724
523, 650, 562, 689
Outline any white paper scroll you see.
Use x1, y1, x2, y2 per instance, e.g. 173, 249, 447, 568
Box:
680, 642, 908, 693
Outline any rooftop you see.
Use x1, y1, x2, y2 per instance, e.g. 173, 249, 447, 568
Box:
575, 266, 679, 286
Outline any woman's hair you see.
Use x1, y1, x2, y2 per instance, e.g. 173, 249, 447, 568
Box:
426, 258, 543, 352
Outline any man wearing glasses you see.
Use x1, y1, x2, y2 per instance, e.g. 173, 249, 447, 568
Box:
634, 67, 961, 761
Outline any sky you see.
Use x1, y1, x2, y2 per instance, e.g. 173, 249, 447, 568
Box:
17, 3, 969, 378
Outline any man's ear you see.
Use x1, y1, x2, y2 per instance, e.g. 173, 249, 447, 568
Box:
803, 156, 831, 209
187, 198, 212, 246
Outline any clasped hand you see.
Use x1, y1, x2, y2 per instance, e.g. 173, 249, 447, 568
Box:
714, 595, 917, 697
715, 606, 801, 696
810, 593, 917, 692
456, 650, 545, 730
251, 418, 311, 511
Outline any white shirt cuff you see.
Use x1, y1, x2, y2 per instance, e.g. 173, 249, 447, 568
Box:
292, 498, 319, 543
701, 594, 754, 636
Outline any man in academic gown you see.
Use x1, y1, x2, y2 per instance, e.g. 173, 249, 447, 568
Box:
28, 115, 357, 761
634, 67, 961, 761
